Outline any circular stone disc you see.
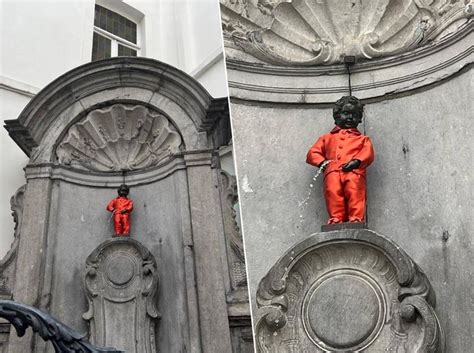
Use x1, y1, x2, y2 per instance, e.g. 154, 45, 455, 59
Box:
106, 255, 135, 286
305, 274, 380, 349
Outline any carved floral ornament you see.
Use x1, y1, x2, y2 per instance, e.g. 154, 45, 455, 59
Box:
56, 104, 183, 172
221, 0, 473, 65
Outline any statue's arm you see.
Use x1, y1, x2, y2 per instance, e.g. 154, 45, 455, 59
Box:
306, 136, 327, 168
353, 137, 375, 169
126, 200, 134, 213
106, 199, 115, 212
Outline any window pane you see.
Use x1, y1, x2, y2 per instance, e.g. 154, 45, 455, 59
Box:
94, 5, 137, 44
92, 32, 111, 61
118, 45, 137, 57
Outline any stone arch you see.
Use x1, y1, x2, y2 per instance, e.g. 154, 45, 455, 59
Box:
5, 57, 220, 162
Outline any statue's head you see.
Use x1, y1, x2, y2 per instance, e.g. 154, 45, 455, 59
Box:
117, 184, 130, 197
333, 96, 364, 129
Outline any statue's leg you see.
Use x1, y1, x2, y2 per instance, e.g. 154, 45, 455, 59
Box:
123, 215, 130, 235
114, 213, 123, 234
343, 173, 366, 222
324, 171, 347, 223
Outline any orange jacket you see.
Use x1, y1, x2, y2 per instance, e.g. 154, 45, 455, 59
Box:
306, 127, 374, 177
107, 197, 134, 214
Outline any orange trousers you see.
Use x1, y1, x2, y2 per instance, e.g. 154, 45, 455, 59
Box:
324, 171, 366, 224
113, 213, 131, 235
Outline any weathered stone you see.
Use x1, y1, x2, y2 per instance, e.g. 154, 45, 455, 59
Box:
185, 152, 233, 353
57, 104, 182, 172
83, 238, 159, 353
321, 221, 367, 232
255, 228, 444, 352
218, 170, 247, 289
7, 178, 52, 353
0, 185, 25, 299
221, 0, 472, 66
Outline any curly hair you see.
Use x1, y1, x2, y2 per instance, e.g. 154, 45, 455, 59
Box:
118, 184, 130, 195
333, 96, 364, 122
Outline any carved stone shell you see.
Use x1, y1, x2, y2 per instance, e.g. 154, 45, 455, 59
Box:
56, 104, 183, 172
221, 0, 473, 65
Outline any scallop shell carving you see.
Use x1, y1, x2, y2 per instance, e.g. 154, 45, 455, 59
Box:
221, 0, 473, 65
56, 104, 183, 172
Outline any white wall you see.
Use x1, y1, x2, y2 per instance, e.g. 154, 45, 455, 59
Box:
0, 88, 30, 256
0, 0, 228, 256
0, 0, 95, 88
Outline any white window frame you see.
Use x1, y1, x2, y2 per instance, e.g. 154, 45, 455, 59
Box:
93, 26, 141, 57
93, 1, 144, 59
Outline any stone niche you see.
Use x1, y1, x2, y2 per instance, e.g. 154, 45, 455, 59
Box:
3, 57, 243, 353
255, 229, 444, 352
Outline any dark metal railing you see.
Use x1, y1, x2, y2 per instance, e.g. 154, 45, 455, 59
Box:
0, 300, 122, 353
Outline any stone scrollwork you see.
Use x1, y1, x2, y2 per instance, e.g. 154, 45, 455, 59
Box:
221, 0, 473, 65
83, 237, 160, 353
219, 170, 247, 289
255, 229, 444, 352
0, 185, 26, 297
57, 104, 183, 172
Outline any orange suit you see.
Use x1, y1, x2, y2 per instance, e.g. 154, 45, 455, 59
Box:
107, 196, 134, 235
306, 127, 374, 224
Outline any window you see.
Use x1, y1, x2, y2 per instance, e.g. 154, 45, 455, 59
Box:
92, 4, 140, 61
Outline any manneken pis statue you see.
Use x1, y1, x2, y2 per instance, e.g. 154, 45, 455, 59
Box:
107, 184, 134, 236
306, 96, 374, 224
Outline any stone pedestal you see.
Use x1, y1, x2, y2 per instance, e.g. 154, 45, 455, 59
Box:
83, 237, 159, 353
255, 229, 444, 352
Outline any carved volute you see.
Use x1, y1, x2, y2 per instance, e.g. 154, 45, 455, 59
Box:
0, 185, 26, 297
219, 170, 247, 289
255, 229, 444, 352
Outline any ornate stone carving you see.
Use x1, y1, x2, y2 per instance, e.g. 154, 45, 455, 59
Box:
57, 104, 183, 172
219, 170, 247, 289
255, 229, 444, 352
83, 238, 160, 353
221, 0, 473, 65
0, 300, 121, 353
0, 185, 26, 297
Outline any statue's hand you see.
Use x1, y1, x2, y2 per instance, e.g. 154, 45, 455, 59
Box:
342, 159, 361, 172
318, 160, 329, 171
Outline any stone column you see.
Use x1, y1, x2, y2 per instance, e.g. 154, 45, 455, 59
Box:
7, 177, 52, 353
184, 151, 233, 353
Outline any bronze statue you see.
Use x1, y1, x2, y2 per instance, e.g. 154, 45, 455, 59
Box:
306, 96, 374, 224
106, 184, 134, 236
